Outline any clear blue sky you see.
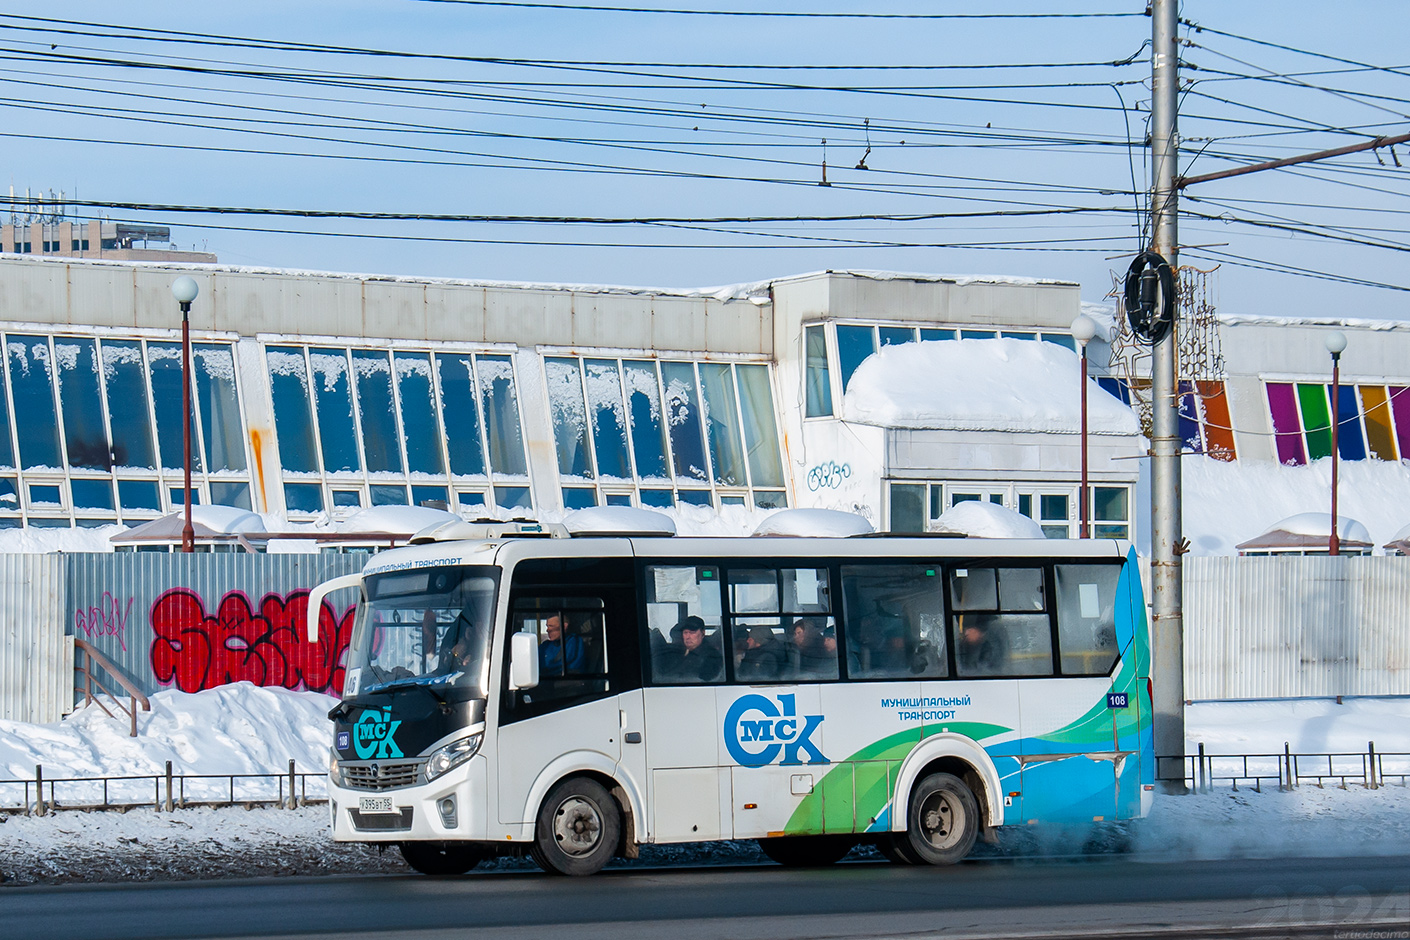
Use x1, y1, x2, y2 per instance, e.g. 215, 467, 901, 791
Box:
4, 1, 1407, 320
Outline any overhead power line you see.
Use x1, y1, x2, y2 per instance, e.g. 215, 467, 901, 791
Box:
410, 2, 1145, 20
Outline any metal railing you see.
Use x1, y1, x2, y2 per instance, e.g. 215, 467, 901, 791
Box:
0, 760, 327, 815
72, 637, 150, 738
1163, 742, 1410, 793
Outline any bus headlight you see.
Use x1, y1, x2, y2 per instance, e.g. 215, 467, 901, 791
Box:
329, 748, 345, 788
425, 733, 482, 782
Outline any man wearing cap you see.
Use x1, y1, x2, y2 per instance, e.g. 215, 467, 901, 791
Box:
737, 626, 785, 682
670, 615, 723, 683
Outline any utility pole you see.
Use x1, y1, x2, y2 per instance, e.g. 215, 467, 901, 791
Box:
1149, 0, 1186, 792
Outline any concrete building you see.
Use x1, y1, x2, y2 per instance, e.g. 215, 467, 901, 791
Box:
0, 253, 1404, 547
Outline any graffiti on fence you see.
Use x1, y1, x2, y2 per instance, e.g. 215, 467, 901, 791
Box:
74, 592, 136, 653
149, 588, 356, 695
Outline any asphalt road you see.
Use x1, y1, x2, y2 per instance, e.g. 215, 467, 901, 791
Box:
4, 855, 1409, 940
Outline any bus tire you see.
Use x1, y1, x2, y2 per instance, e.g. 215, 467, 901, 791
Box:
758, 835, 853, 867
904, 772, 979, 866
877, 833, 922, 865
399, 841, 486, 875
531, 777, 621, 876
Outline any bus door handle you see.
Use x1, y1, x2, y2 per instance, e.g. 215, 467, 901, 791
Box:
624, 732, 642, 744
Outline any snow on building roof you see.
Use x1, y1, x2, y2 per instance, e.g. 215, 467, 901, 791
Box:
931, 501, 1045, 539
10, 255, 1073, 304
336, 504, 459, 535
841, 337, 1141, 435
1235, 512, 1373, 552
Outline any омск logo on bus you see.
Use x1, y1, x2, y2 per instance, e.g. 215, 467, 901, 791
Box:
723, 693, 828, 767
353, 706, 403, 759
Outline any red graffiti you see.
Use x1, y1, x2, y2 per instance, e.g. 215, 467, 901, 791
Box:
149, 588, 355, 695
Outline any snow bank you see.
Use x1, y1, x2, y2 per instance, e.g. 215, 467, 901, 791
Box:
842, 338, 1140, 435
0, 524, 123, 554
1183, 455, 1410, 554
931, 501, 1044, 539
0, 684, 334, 785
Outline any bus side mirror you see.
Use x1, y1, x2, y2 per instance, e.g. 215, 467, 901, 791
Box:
509, 632, 540, 690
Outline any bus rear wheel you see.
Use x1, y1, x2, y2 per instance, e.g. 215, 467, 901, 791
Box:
758, 835, 854, 867
903, 772, 979, 866
399, 841, 486, 875
531, 777, 621, 876
876, 833, 922, 865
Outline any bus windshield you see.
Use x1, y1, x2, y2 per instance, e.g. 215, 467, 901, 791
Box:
345, 565, 499, 698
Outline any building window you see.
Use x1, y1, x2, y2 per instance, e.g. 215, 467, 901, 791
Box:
265, 345, 531, 516
803, 324, 833, 418
543, 356, 786, 510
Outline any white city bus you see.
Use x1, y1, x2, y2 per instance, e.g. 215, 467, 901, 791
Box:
309, 512, 1153, 876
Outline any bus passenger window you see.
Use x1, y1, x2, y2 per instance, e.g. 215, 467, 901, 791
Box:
951, 567, 1054, 678
1054, 564, 1121, 675
644, 565, 724, 685
840, 565, 947, 679
723, 566, 837, 683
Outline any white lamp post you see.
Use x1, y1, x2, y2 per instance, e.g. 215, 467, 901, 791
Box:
172, 276, 199, 553
1325, 330, 1347, 556
1070, 314, 1098, 538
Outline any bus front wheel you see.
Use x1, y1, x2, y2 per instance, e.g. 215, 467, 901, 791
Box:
903, 772, 979, 866
399, 841, 486, 875
531, 777, 621, 876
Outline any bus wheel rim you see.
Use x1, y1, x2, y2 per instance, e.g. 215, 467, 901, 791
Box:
553, 796, 604, 856
919, 790, 963, 851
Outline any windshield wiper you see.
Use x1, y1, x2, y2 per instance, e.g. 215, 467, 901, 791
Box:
363, 672, 463, 712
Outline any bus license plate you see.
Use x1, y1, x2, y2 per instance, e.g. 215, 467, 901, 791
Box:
359, 796, 396, 815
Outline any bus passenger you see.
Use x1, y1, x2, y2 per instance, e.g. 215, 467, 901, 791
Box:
956, 617, 1005, 676
737, 626, 785, 682
540, 614, 587, 676
668, 615, 723, 682
790, 618, 837, 679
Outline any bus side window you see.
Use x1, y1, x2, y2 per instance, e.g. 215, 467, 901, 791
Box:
1054, 564, 1121, 675
840, 564, 948, 679
643, 565, 724, 685
951, 567, 1054, 678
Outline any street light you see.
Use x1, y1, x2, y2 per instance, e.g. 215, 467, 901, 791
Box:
1071, 314, 1098, 538
172, 276, 199, 554
1325, 330, 1347, 556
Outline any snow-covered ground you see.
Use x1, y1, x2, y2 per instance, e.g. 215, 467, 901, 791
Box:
1, 686, 1407, 885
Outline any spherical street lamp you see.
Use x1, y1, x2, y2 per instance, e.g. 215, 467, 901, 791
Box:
1070, 314, 1098, 538
1325, 330, 1347, 556
172, 277, 199, 553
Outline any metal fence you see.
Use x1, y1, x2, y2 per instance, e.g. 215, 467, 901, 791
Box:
1184, 555, 1410, 700
0, 554, 68, 722
0, 760, 328, 814
1164, 742, 1410, 793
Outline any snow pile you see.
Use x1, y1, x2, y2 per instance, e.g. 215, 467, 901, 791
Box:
0, 524, 123, 554
752, 508, 873, 538
1183, 455, 1410, 554
1255, 511, 1372, 543
1136, 785, 1410, 861
931, 501, 1044, 539
187, 505, 265, 534
842, 338, 1140, 435
0, 684, 334, 797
